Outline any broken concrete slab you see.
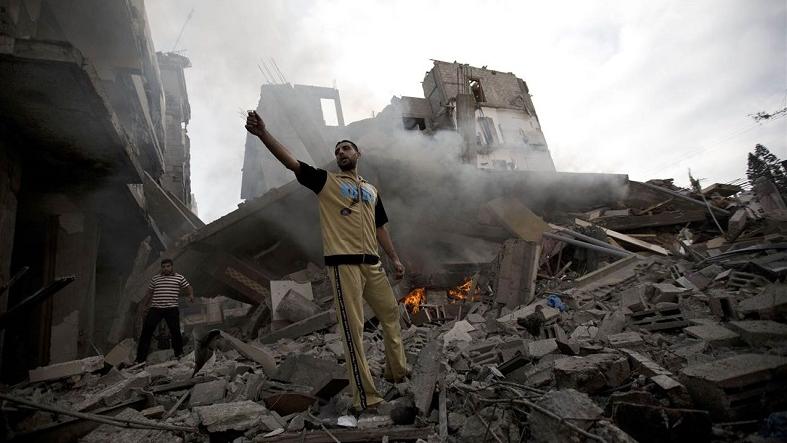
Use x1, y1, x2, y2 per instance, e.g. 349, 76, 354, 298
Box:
270, 280, 313, 321
193, 400, 267, 432
259, 309, 336, 344
493, 239, 540, 308
530, 389, 602, 442
219, 331, 276, 374
527, 338, 558, 359
412, 338, 442, 416
190, 379, 227, 407
606, 331, 644, 348
104, 338, 135, 367
684, 323, 741, 346
737, 283, 787, 319
75, 372, 151, 411
554, 353, 630, 394
727, 320, 787, 346
28, 356, 104, 383
681, 353, 787, 419
272, 354, 345, 389
276, 288, 320, 323
443, 320, 475, 347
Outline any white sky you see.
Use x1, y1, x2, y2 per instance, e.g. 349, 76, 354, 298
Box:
145, 0, 787, 223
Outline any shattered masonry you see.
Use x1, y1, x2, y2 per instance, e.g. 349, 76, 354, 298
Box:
1, 1, 787, 443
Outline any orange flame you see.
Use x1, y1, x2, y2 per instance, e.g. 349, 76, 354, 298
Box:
448, 277, 474, 301
402, 287, 426, 313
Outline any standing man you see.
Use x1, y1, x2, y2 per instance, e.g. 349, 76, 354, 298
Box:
135, 258, 194, 363
245, 110, 408, 412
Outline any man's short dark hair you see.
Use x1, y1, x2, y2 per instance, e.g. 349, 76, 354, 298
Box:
161, 258, 173, 266
335, 140, 359, 153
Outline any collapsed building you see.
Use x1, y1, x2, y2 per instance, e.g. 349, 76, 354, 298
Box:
1, 2, 787, 443
242, 60, 555, 199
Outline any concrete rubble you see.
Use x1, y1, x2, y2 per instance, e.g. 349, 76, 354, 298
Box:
1, 3, 787, 443
0, 172, 784, 443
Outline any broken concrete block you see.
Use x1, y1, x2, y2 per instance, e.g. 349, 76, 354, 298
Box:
684, 323, 741, 346
709, 294, 738, 320
738, 283, 787, 319
219, 331, 276, 374
28, 356, 104, 383
619, 348, 672, 377
569, 324, 598, 341
527, 338, 558, 359
606, 331, 644, 348
140, 405, 165, 419
272, 354, 345, 389
443, 320, 475, 347
104, 338, 135, 367
276, 288, 321, 323
554, 353, 630, 393
650, 283, 688, 303
194, 400, 267, 432
629, 304, 688, 331
596, 310, 627, 340
620, 287, 646, 312
613, 402, 711, 443
270, 280, 313, 321
726, 208, 748, 241
530, 389, 602, 442
190, 379, 228, 407
681, 353, 787, 419
554, 357, 607, 393
493, 239, 540, 308
727, 320, 787, 346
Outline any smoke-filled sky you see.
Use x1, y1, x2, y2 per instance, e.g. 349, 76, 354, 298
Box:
145, 0, 786, 223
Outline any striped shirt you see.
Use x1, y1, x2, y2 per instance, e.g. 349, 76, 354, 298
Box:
148, 273, 190, 308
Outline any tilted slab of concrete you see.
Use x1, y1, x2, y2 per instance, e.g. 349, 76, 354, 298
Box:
0, 37, 142, 184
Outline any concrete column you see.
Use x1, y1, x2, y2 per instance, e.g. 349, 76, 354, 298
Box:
50, 210, 99, 363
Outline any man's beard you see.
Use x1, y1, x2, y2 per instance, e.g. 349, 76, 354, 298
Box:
338, 159, 356, 171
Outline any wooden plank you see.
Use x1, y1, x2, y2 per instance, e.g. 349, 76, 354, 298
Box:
486, 197, 549, 242
575, 219, 670, 256
412, 339, 442, 416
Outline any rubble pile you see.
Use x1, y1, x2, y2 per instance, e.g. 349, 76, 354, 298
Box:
2, 177, 786, 443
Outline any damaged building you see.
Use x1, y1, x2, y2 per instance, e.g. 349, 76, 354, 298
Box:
242, 60, 555, 199
1, 2, 786, 443
0, 0, 201, 381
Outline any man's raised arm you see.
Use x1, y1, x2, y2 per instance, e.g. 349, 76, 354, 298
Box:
245, 110, 301, 174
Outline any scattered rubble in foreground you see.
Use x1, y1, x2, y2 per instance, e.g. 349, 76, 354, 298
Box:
2, 177, 786, 443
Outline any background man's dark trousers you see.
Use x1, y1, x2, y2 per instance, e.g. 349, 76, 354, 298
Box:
136, 307, 183, 362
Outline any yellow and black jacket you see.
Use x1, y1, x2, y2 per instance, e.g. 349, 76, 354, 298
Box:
295, 161, 388, 266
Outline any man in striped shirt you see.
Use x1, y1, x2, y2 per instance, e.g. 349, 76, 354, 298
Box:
135, 258, 194, 363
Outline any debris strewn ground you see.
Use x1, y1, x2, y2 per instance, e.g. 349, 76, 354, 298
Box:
2, 176, 786, 443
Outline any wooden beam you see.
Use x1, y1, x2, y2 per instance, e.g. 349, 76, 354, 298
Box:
574, 219, 670, 256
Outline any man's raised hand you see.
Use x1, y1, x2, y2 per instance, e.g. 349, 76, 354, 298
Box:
245, 110, 266, 137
